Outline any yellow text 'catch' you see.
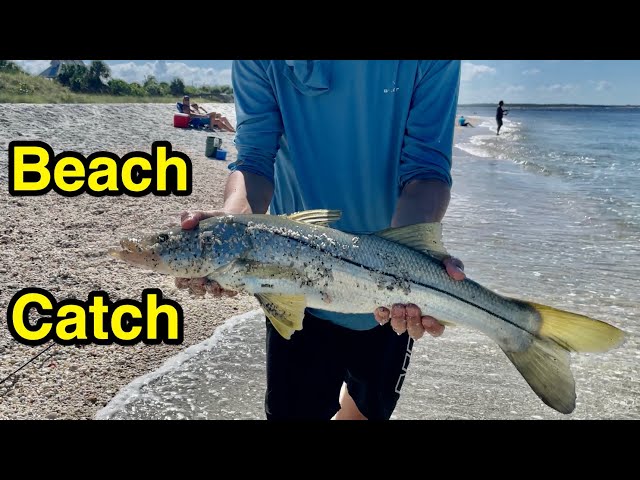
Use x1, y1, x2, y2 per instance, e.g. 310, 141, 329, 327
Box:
7, 288, 184, 345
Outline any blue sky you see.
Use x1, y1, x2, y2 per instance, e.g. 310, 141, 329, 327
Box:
14, 60, 640, 105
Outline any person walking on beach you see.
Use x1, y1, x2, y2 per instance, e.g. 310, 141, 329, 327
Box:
496, 100, 509, 135
176, 60, 465, 420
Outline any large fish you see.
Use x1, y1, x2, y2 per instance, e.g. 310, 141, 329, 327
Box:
109, 209, 626, 414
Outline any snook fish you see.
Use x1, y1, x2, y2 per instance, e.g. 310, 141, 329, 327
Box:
109, 209, 626, 414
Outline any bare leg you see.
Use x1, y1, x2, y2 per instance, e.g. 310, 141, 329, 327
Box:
210, 112, 236, 132
331, 382, 368, 420
220, 116, 236, 132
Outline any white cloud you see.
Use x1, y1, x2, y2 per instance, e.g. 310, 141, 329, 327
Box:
12, 60, 53, 75
109, 61, 231, 86
538, 83, 580, 94
461, 62, 496, 82
522, 68, 540, 76
594, 80, 612, 91
109, 61, 155, 83
504, 85, 525, 94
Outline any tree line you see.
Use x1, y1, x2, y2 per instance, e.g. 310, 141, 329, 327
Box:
0, 60, 233, 98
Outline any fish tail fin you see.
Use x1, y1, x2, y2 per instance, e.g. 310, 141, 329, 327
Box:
531, 302, 626, 353
501, 339, 576, 414
501, 302, 626, 414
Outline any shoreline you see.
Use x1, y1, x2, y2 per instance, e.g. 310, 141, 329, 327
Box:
2, 105, 637, 420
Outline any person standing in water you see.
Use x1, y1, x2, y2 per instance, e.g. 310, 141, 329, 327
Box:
496, 100, 509, 135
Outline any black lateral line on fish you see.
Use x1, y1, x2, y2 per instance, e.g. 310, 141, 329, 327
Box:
256, 225, 526, 332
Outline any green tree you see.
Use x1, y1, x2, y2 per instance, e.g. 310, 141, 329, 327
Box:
170, 77, 185, 96
143, 75, 162, 96
128, 82, 146, 96
88, 60, 111, 93
108, 78, 132, 96
57, 64, 89, 91
0, 60, 23, 73
69, 74, 88, 92
158, 81, 171, 96
143, 75, 157, 88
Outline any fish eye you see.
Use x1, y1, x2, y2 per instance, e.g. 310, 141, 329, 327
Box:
157, 233, 169, 243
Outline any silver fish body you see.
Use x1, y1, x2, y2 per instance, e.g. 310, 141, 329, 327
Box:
208, 215, 535, 352
110, 210, 626, 414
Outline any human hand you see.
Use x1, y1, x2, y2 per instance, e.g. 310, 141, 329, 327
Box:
373, 256, 465, 340
174, 210, 238, 298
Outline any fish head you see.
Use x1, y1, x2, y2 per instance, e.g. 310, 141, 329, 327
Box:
108, 216, 246, 278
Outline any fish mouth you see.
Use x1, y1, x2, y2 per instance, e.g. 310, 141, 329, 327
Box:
108, 238, 164, 270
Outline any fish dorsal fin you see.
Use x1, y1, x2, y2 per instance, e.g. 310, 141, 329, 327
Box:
375, 223, 449, 260
285, 209, 342, 227
255, 293, 307, 340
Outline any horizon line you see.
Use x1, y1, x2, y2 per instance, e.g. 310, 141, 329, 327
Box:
459, 103, 640, 107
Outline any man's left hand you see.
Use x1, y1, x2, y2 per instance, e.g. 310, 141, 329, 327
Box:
373, 256, 465, 340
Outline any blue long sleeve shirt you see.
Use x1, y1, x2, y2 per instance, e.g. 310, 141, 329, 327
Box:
230, 60, 460, 330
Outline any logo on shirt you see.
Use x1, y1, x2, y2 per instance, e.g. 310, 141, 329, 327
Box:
384, 81, 400, 94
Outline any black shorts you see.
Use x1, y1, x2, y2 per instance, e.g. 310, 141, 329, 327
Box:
496, 117, 503, 127
264, 310, 414, 420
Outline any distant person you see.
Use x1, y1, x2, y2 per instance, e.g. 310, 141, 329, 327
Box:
179, 95, 236, 132
496, 100, 509, 135
458, 115, 474, 127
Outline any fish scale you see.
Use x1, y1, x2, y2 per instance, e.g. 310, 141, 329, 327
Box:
225, 217, 537, 350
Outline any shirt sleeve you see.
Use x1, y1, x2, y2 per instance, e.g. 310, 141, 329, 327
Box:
229, 60, 284, 184
399, 60, 461, 188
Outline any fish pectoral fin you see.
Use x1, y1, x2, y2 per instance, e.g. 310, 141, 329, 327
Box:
374, 223, 450, 260
501, 338, 576, 414
255, 293, 306, 340
285, 209, 342, 227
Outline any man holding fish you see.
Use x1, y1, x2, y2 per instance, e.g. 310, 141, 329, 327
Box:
176, 60, 465, 420
112, 60, 624, 418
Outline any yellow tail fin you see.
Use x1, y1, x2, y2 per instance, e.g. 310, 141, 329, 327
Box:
533, 302, 626, 352
502, 302, 625, 414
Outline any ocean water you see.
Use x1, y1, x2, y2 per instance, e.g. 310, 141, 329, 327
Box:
98, 105, 640, 420
456, 105, 640, 232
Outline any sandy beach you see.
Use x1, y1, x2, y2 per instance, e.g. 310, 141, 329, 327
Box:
2, 107, 636, 421
0, 103, 262, 419
0, 108, 471, 420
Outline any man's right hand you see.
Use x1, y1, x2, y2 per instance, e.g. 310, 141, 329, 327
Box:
174, 210, 239, 298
